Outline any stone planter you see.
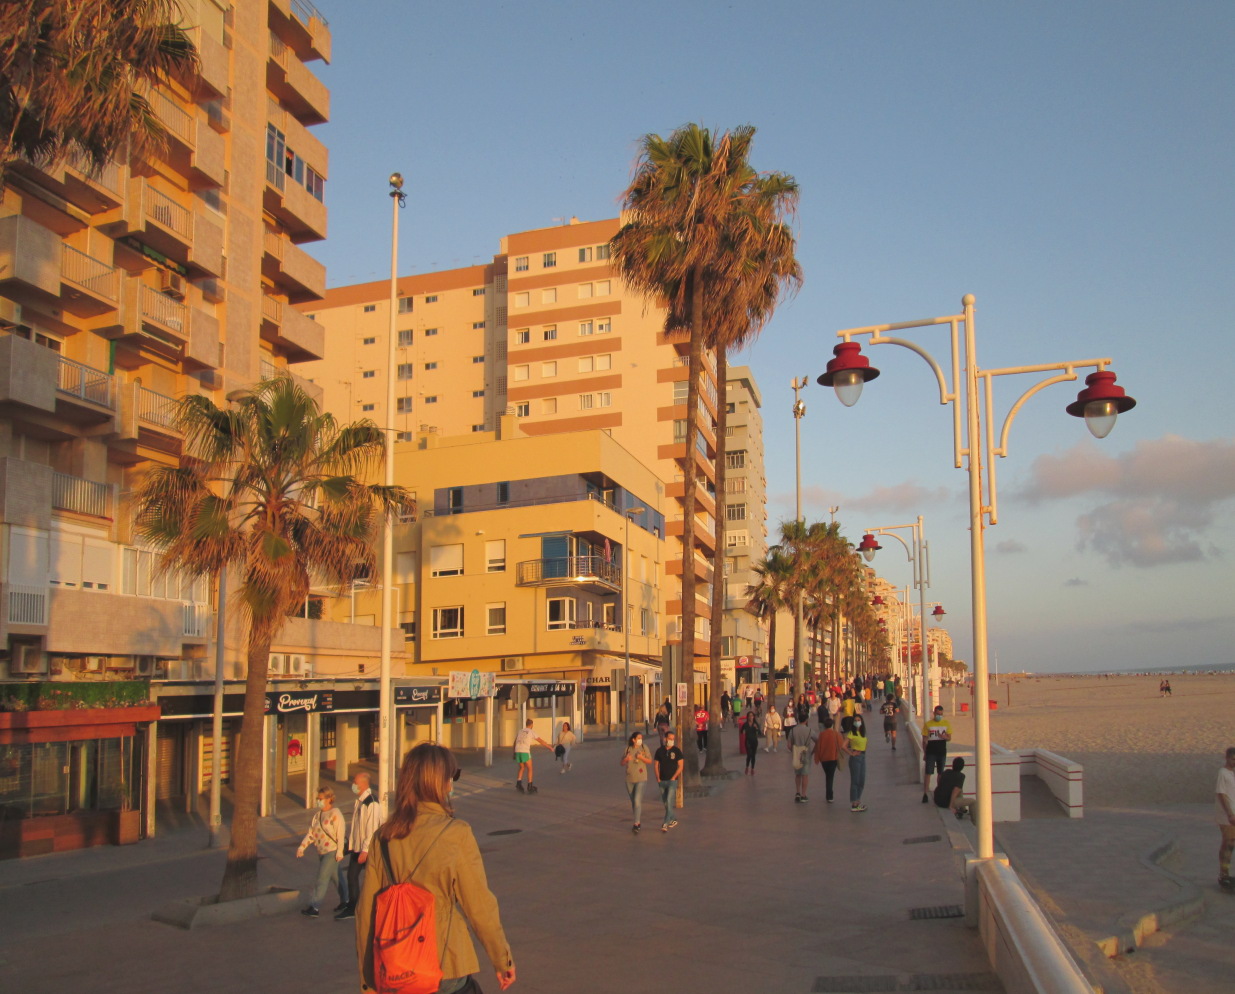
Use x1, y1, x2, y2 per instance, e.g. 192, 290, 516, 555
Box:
153, 886, 300, 929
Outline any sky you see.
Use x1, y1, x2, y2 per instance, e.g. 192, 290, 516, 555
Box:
302, 0, 1235, 675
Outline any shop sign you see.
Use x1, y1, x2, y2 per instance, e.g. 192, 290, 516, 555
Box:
449, 669, 495, 700
395, 686, 442, 706
527, 682, 574, 698
264, 691, 334, 714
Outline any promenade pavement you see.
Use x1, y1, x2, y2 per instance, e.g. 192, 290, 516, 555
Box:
0, 718, 1003, 994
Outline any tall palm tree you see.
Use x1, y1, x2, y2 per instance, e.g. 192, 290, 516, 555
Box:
0, 0, 197, 187
613, 123, 799, 779
134, 378, 411, 902
746, 547, 794, 703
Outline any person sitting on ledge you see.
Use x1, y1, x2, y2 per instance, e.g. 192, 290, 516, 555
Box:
933, 757, 974, 821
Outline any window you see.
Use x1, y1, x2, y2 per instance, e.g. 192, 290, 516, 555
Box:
424, 361, 437, 371
430, 544, 463, 577
542, 398, 557, 414
547, 596, 575, 630
726, 402, 737, 413
448, 487, 463, 514
603, 602, 617, 628
472, 287, 486, 296
472, 355, 485, 363
363, 304, 376, 313
726, 531, 750, 547
578, 247, 592, 263
596, 243, 611, 260
424, 328, 438, 337
472, 389, 485, 398
398, 297, 414, 313
425, 295, 438, 303
726, 477, 747, 493
513, 364, 530, 381
595, 280, 610, 295
397, 397, 413, 413
361, 403, 375, 412
673, 381, 689, 404
424, 396, 438, 404
305, 167, 325, 201
597, 354, 613, 371
578, 283, 593, 299
514, 256, 529, 272
597, 392, 612, 407
541, 288, 557, 304
579, 394, 594, 410
486, 603, 506, 635
541, 361, 557, 378
597, 318, 611, 334
471, 424, 485, 432
396, 431, 414, 441
543, 252, 556, 268
399, 620, 416, 642
726, 503, 747, 521
472, 321, 485, 329
641, 607, 653, 637
362, 370, 376, 379
362, 336, 376, 345
515, 329, 530, 344
514, 292, 529, 307
579, 320, 594, 336
496, 482, 510, 505
485, 539, 506, 572
398, 329, 414, 346
722, 636, 736, 657
397, 363, 413, 379
515, 402, 530, 417
543, 326, 557, 341
726, 451, 746, 469
432, 606, 464, 639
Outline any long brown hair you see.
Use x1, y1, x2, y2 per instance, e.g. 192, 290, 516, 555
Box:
380, 742, 457, 840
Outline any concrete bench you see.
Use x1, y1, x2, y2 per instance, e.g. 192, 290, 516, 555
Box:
1017, 748, 1084, 818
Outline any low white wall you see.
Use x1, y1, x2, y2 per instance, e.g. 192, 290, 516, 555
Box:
906, 716, 1021, 822
1018, 748, 1084, 818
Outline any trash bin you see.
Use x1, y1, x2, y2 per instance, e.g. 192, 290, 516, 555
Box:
959, 702, 969, 713
988, 700, 998, 710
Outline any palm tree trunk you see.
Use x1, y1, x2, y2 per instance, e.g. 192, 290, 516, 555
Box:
676, 270, 704, 784
702, 347, 728, 777
217, 628, 274, 902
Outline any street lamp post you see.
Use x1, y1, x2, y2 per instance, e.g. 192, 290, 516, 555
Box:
791, 376, 807, 697
818, 293, 1136, 862
378, 173, 407, 807
623, 505, 646, 740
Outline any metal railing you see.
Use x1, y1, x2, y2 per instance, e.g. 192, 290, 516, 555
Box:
264, 228, 285, 260
137, 386, 178, 429
262, 294, 282, 322
52, 472, 111, 518
269, 31, 289, 65
61, 244, 119, 302
66, 151, 121, 194
140, 284, 188, 336
516, 556, 621, 588
260, 358, 279, 381
57, 356, 113, 407
149, 87, 194, 145
182, 601, 210, 637
7, 584, 48, 625
291, 0, 329, 27
145, 185, 192, 237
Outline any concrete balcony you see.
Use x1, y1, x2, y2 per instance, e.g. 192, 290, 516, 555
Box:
0, 457, 54, 531
187, 209, 224, 278
184, 305, 220, 370
55, 355, 115, 426
516, 556, 621, 594
268, 32, 329, 126
51, 471, 113, 519
270, 0, 332, 63
264, 165, 327, 243
118, 179, 194, 262
262, 229, 326, 301
259, 295, 325, 362
190, 120, 227, 189
60, 244, 120, 317
149, 87, 195, 158
102, 278, 190, 360
0, 214, 61, 307
45, 589, 206, 655
188, 26, 230, 99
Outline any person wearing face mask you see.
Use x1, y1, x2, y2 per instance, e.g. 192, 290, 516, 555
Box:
843, 712, 870, 812
620, 731, 655, 833
296, 786, 346, 917
653, 730, 685, 832
335, 771, 384, 921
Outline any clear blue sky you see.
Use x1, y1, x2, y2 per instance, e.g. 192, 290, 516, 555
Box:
306, 0, 1235, 675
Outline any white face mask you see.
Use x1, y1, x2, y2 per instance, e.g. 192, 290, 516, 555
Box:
351, 783, 361, 795
315, 799, 325, 809
633, 739, 642, 748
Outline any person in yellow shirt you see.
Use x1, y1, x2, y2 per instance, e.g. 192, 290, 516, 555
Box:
921, 705, 952, 803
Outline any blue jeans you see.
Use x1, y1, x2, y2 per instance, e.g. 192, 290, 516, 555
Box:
336, 858, 350, 905
311, 851, 339, 907
849, 751, 867, 804
626, 780, 646, 824
658, 780, 676, 826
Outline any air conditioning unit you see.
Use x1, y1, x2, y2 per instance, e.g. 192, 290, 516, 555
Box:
500, 656, 523, 672
159, 270, 186, 299
10, 644, 47, 675
134, 655, 155, 677
268, 653, 286, 675
288, 654, 309, 676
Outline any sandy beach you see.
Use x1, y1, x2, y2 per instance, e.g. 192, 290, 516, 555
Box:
938, 673, 1235, 807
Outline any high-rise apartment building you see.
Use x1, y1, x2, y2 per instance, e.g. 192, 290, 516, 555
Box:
301, 217, 751, 675
0, 0, 335, 857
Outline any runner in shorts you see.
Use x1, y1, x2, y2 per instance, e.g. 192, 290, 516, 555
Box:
879, 694, 899, 750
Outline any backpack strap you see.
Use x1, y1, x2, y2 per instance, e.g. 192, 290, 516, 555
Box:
378, 818, 454, 885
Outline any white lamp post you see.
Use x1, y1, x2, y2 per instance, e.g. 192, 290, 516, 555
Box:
819, 293, 1136, 861
791, 377, 807, 697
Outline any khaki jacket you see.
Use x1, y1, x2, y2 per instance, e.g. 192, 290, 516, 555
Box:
355, 802, 513, 990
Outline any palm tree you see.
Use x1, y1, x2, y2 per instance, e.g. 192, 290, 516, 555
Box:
134, 378, 411, 902
613, 123, 799, 779
746, 547, 794, 703
0, 0, 197, 187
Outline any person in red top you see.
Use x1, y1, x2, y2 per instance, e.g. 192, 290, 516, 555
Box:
694, 704, 710, 753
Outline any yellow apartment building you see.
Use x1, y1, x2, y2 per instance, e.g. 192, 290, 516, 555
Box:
0, 0, 352, 857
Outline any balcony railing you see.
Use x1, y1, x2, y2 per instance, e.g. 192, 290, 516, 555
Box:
137, 386, 178, 429
149, 87, 193, 145
516, 556, 621, 589
291, 0, 328, 26
57, 356, 114, 408
7, 584, 48, 625
566, 619, 622, 633
145, 185, 192, 237
52, 472, 111, 518
66, 152, 121, 194
140, 284, 188, 335
182, 601, 209, 638
62, 244, 120, 302
260, 358, 279, 381
262, 294, 283, 322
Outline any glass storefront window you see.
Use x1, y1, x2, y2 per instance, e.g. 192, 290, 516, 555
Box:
0, 737, 140, 819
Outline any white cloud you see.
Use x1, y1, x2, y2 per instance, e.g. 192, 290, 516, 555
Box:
995, 539, 1027, 554
798, 480, 955, 516
1016, 435, 1235, 568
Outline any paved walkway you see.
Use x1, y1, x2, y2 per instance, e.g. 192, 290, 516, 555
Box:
0, 722, 1000, 994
